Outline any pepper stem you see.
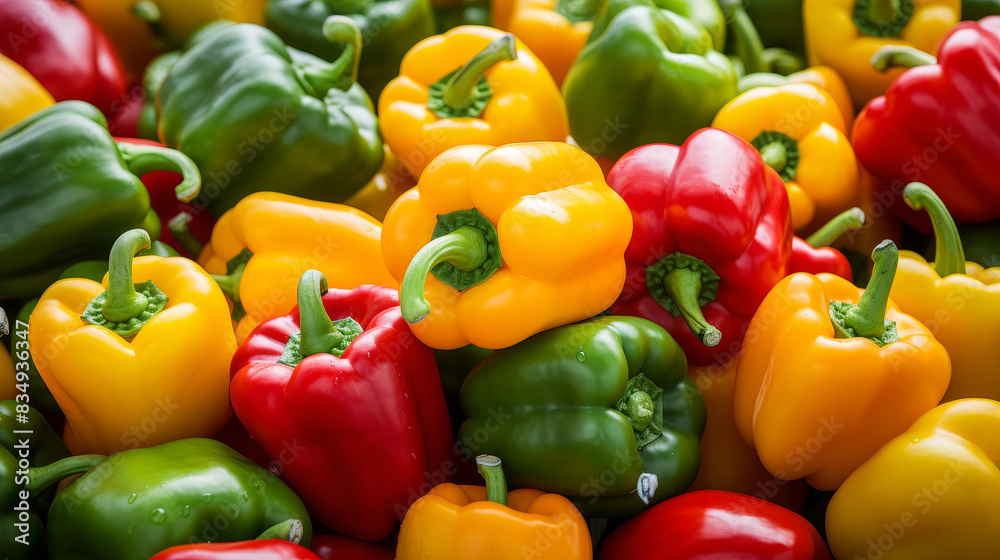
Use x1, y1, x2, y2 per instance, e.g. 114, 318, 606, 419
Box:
661, 268, 721, 347
751, 131, 800, 181
476, 454, 508, 506
871, 45, 937, 72
720, 0, 767, 75
298, 16, 362, 96
103, 230, 153, 322
401, 227, 490, 324
296, 270, 343, 357
442, 35, 516, 113
117, 142, 202, 202
759, 142, 787, 171
843, 240, 899, 339
26, 454, 106, 494
256, 519, 304, 544
167, 212, 204, 257
761, 48, 805, 76
853, 0, 915, 38
904, 183, 965, 277
132, 0, 181, 50
626, 392, 655, 432
806, 207, 866, 248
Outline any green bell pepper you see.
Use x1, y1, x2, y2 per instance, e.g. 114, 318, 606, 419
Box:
564, 0, 737, 160
434, 344, 493, 434
266, 0, 436, 102
743, 0, 805, 59
657, 0, 725, 51
0, 102, 201, 300
46, 438, 312, 560
432, 0, 490, 32
963, 0, 1000, 20
157, 19, 383, 216
1, 401, 105, 559
458, 316, 706, 518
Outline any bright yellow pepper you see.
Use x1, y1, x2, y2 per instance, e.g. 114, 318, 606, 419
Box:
889, 183, 1000, 403
803, 0, 958, 108
738, 65, 855, 126
28, 230, 235, 455
505, 0, 593, 86
827, 398, 1000, 560
712, 83, 859, 233
342, 146, 416, 222
381, 142, 631, 350
378, 26, 568, 178
0, 55, 54, 133
733, 241, 951, 491
200, 192, 398, 342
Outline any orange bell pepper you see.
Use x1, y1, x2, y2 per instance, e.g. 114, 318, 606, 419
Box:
492, 0, 517, 29
505, 0, 595, 86
733, 241, 950, 490
378, 26, 568, 178
0, 55, 54, 133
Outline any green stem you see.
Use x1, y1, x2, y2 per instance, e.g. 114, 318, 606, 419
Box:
843, 240, 898, 339
26, 454, 106, 493
117, 142, 202, 202
103, 230, 153, 323
256, 519, 304, 544
904, 183, 965, 277
758, 142, 787, 173
853, 0, 915, 38
626, 392, 654, 432
167, 213, 205, 257
132, 0, 181, 51
401, 227, 490, 324
476, 455, 508, 506
442, 35, 516, 112
555, 0, 603, 22
661, 268, 721, 347
298, 16, 362, 95
762, 48, 805, 76
871, 45, 937, 72
751, 131, 800, 181
720, 0, 767, 75
296, 270, 345, 357
806, 208, 866, 248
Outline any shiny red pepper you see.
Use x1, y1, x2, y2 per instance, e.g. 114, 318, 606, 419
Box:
607, 129, 793, 366
853, 17, 1000, 228
150, 539, 321, 560
230, 272, 452, 543
311, 535, 395, 560
788, 208, 864, 282
114, 137, 215, 258
600, 490, 832, 560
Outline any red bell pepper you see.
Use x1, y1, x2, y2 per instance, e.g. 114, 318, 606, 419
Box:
230, 271, 452, 543
311, 534, 395, 560
853, 17, 1000, 227
149, 520, 319, 559
788, 208, 864, 282
600, 490, 832, 560
0, 0, 127, 122
607, 129, 792, 366
114, 137, 215, 258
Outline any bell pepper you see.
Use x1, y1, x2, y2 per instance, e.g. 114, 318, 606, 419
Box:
737, 66, 854, 140
0, 55, 53, 133
803, 0, 959, 108
378, 27, 568, 179
158, 19, 382, 216
712, 83, 859, 233
0, 101, 200, 300
46, 438, 311, 560
436, 344, 493, 434
789, 208, 866, 281
0, 0, 128, 124
956, 221, 1000, 267
719, 0, 797, 77
744, 0, 806, 59
1, 401, 105, 559
199, 192, 397, 342
230, 271, 452, 542
433, 0, 491, 31
311, 534, 395, 560
266, 0, 435, 101
397, 454, 592, 558
459, 316, 706, 517
563, 0, 737, 160
504, 0, 599, 86
492, 0, 517, 28
381, 142, 632, 350
852, 18, 1000, 227
343, 146, 417, 221
889, 183, 1000, 402
827, 398, 1000, 560
600, 490, 831, 559
733, 240, 951, 490
964, 0, 1000, 18
150, 521, 316, 560
29, 229, 235, 455
606, 129, 793, 366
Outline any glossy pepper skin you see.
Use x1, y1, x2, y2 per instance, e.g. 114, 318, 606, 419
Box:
150, 521, 317, 560
231, 273, 452, 542
267, 0, 436, 101
733, 241, 951, 491
381, 142, 632, 350
804, 0, 958, 108
504, 0, 596, 86
601, 490, 831, 559
827, 399, 1000, 560
158, 19, 382, 215
311, 534, 395, 560
29, 230, 236, 455
397, 455, 592, 559
0, 55, 54, 132
459, 316, 706, 518
607, 129, 793, 366
47, 438, 312, 560
379, 26, 568, 178
563, 0, 737, 160
0, 101, 201, 300
853, 17, 1000, 227
199, 192, 397, 342
738, 65, 854, 125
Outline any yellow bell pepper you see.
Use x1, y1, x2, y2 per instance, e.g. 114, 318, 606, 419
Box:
28, 230, 235, 455
342, 146, 416, 222
200, 192, 398, 342
378, 26, 568, 178
827, 398, 1000, 560
381, 142, 631, 350
397, 455, 592, 559
738, 65, 854, 126
712, 83, 859, 233
505, 0, 594, 86
0, 309, 15, 400
889, 183, 1000, 402
733, 241, 951, 491
803, 0, 958, 108
0, 55, 54, 133
492, 0, 517, 29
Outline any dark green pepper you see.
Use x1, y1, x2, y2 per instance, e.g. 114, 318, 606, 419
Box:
963, 0, 1000, 20
266, 0, 436, 101
157, 19, 383, 216
564, 0, 737, 160
458, 316, 706, 518
743, 0, 806, 59
434, 344, 493, 434
432, 0, 490, 32
0, 102, 201, 300
46, 438, 312, 560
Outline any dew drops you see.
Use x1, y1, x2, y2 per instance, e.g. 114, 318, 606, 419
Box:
127, 493, 138, 504
233, 510, 241, 519
149, 508, 167, 525
201, 493, 213, 503
242, 491, 250, 502
576, 348, 586, 362
182, 505, 191, 518
127, 524, 134, 536
411, 453, 417, 461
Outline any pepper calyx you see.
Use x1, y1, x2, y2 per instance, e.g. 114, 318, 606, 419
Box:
751, 130, 800, 181
615, 374, 664, 448
646, 252, 722, 347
